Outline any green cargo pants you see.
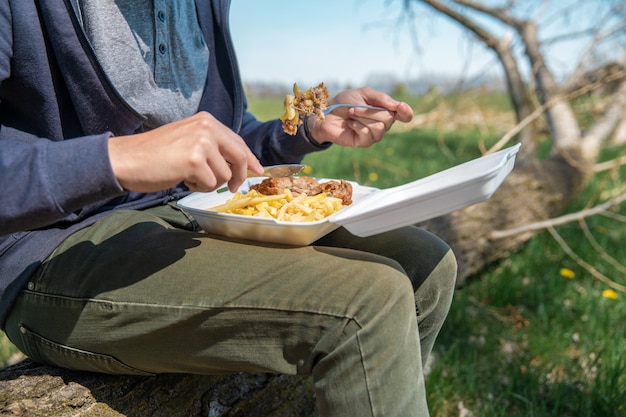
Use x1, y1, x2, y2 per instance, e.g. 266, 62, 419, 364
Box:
5, 203, 457, 417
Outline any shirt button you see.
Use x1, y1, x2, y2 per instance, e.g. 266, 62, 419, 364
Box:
27, 282, 35, 291
158, 43, 167, 54
157, 10, 166, 22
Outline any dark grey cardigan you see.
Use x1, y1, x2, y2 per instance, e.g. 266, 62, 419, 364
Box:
0, 0, 324, 327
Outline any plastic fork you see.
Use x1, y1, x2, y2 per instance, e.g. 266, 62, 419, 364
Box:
323, 103, 386, 115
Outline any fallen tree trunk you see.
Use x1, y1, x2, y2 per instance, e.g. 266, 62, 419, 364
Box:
0, 359, 317, 417
421, 152, 589, 286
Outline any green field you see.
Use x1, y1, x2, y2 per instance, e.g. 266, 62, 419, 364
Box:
2, 92, 625, 416
248, 93, 625, 415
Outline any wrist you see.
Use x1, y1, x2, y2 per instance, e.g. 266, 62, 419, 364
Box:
303, 116, 330, 148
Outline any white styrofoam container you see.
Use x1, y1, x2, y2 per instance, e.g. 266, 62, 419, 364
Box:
178, 144, 521, 245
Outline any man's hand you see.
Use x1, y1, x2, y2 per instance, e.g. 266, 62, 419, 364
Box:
307, 87, 413, 147
108, 112, 263, 193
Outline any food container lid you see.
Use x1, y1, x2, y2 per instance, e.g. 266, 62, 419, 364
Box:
330, 143, 521, 237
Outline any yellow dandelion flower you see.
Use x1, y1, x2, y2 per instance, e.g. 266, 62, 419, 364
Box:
560, 268, 575, 279
302, 165, 312, 175
385, 147, 394, 156
368, 172, 378, 182
602, 289, 618, 300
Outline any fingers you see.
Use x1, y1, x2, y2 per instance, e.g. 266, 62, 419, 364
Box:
350, 107, 395, 128
346, 107, 395, 145
394, 102, 414, 123
347, 118, 385, 145
349, 99, 413, 125
177, 113, 251, 192
331, 87, 413, 121
183, 112, 263, 192
109, 112, 261, 193
317, 87, 414, 148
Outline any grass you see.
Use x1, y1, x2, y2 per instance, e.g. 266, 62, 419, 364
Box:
424, 140, 626, 416
0, 332, 22, 368
2, 92, 625, 416
428, 229, 626, 416
301, 127, 496, 188
251, 92, 626, 416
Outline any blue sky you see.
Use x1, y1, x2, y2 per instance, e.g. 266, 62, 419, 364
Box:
229, 0, 489, 87
229, 1, 616, 90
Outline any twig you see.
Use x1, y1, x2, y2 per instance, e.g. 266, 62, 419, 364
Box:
485, 70, 626, 155
468, 296, 529, 329
547, 226, 626, 292
484, 100, 547, 155
594, 155, 626, 173
579, 219, 626, 274
488, 192, 626, 239
600, 210, 626, 222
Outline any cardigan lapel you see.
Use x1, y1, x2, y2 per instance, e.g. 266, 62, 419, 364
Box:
35, 0, 243, 136
195, 0, 244, 132
36, 0, 145, 136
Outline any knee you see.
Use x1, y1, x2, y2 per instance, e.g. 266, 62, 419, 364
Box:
348, 263, 417, 327
416, 231, 457, 291
415, 249, 457, 318
387, 227, 456, 290
437, 249, 457, 299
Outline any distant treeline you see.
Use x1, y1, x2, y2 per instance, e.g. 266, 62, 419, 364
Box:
244, 74, 507, 98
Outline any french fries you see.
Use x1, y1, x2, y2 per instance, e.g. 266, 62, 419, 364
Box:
209, 189, 345, 222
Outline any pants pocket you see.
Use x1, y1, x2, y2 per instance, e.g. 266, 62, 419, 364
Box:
17, 324, 155, 376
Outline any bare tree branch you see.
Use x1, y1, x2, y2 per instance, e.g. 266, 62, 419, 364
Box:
562, 22, 626, 90
488, 192, 626, 239
594, 155, 626, 173
403, 0, 626, 286
418, 0, 507, 48
600, 210, 626, 223
487, 69, 626, 155
582, 78, 626, 154
415, 0, 538, 154
579, 219, 626, 274
452, 0, 524, 28
547, 226, 626, 292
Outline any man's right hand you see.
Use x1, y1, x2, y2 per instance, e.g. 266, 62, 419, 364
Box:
108, 112, 263, 193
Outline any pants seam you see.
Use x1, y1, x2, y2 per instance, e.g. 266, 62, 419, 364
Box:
19, 290, 363, 324
355, 330, 378, 417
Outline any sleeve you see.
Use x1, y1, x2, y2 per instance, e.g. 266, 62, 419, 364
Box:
237, 107, 331, 166
0, 128, 126, 235
0, 0, 11, 83
0, 2, 125, 235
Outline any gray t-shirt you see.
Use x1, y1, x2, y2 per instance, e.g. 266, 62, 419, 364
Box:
78, 0, 209, 131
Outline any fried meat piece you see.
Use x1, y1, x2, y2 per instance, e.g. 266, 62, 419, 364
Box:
249, 176, 353, 205
279, 82, 329, 135
320, 179, 353, 205
293, 82, 329, 120
250, 176, 320, 196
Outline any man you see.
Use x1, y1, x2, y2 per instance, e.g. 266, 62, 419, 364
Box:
0, 1, 456, 416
